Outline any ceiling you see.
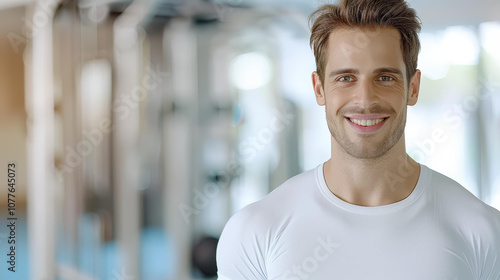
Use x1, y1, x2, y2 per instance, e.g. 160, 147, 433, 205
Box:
407, 0, 500, 29
1, 0, 499, 29
0, 0, 34, 10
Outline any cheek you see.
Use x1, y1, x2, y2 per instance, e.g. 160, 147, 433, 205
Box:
325, 94, 349, 116
376, 85, 407, 107
326, 85, 352, 103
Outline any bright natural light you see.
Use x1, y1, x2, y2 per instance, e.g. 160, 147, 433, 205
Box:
419, 26, 479, 80
230, 52, 273, 91
480, 22, 500, 60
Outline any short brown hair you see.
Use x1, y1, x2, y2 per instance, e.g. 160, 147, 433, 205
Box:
309, 0, 422, 85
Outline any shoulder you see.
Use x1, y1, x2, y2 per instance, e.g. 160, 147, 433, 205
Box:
426, 166, 486, 209
425, 166, 500, 236
216, 167, 317, 278
421, 166, 500, 276
221, 166, 317, 235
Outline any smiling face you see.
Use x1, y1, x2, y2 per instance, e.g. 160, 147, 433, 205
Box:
312, 27, 421, 159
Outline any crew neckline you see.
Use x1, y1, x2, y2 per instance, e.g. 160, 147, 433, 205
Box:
315, 162, 429, 215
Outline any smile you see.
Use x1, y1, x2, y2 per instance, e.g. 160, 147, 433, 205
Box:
348, 118, 385, 127
345, 116, 389, 133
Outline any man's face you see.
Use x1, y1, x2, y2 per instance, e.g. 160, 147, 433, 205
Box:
312, 27, 420, 159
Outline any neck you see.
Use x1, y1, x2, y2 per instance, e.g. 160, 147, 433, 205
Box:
323, 136, 420, 207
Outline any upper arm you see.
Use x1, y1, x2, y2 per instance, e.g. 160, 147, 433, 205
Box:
478, 206, 500, 280
216, 210, 268, 280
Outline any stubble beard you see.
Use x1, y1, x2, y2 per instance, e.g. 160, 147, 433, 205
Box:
326, 105, 407, 159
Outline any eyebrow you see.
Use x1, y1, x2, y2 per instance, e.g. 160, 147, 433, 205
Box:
373, 67, 404, 77
328, 67, 403, 78
328, 68, 359, 78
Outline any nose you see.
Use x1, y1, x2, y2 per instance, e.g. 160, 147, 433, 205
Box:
353, 79, 379, 109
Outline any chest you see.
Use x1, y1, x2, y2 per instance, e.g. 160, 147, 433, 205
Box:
266, 215, 474, 280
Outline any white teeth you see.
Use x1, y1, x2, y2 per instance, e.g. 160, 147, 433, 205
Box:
349, 118, 384, 126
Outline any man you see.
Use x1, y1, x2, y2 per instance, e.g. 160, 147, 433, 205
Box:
216, 0, 500, 279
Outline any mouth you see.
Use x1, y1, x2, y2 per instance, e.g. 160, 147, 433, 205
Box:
344, 116, 389, 133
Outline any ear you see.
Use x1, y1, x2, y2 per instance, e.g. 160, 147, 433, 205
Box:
407, 69, 421, 106
312, 71, 326, 106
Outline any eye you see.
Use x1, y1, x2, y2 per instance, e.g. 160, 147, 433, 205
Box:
338, 76, 354, 82
378, 76, 394, 82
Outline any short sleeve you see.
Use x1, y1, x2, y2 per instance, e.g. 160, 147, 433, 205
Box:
216, 207, 268, 280
478, 205, 500, 280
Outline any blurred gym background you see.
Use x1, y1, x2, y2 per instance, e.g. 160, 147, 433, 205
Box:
0, 0, 499, 279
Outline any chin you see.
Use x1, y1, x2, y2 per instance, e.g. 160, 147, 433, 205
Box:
344, 146, 389, 159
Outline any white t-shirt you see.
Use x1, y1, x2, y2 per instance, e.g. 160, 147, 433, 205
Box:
216, 163, 500, 280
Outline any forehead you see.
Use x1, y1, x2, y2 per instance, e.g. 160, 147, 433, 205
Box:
326, 27, 405, 73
